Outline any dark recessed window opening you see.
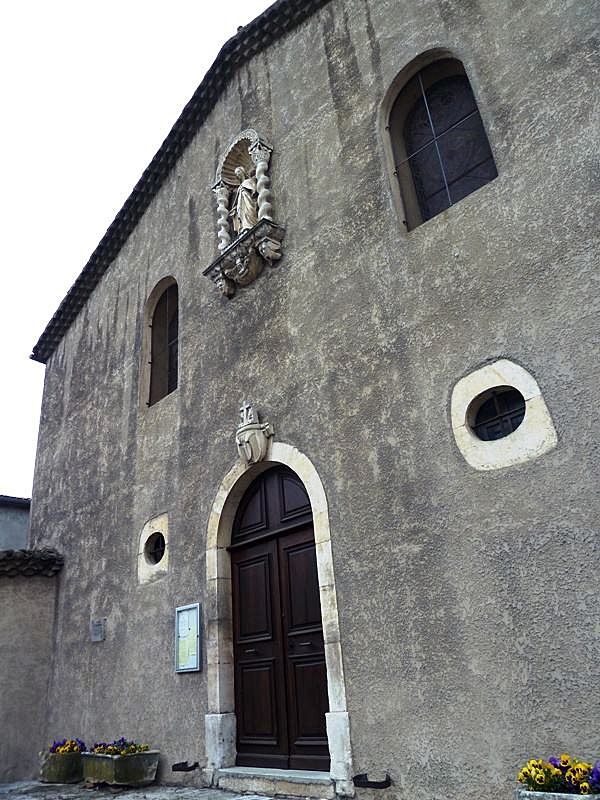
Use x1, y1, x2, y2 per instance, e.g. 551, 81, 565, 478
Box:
149, 282, 178, 406
389, 58, 498, 230
145, 532, 166, 565
469, 386, 526, 441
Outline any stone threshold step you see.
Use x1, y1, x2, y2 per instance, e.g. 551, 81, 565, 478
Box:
216, 766, 334, 799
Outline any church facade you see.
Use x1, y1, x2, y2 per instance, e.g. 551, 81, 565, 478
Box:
27, 1, 598, 798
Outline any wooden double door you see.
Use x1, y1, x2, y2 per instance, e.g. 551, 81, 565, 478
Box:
230, 466, 330, 771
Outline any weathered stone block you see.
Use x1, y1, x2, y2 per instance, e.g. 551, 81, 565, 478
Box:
205, 712, 236, 769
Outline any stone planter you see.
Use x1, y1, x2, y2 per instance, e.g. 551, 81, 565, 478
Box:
517, 790, 600, 800
40, 752, 83, 783
82, 751, 160, 786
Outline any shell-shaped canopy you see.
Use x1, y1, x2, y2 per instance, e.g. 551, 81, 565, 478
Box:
222, 137, 255, 186
215, 129, 271, 187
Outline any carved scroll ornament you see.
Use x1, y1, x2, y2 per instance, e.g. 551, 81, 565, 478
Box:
203, 130, 285, 298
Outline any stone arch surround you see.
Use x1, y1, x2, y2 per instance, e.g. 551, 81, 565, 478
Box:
204, 441, 354, 797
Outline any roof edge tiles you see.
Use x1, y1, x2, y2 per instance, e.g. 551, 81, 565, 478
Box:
0, 548, 64, 578
31, 0, 332, 364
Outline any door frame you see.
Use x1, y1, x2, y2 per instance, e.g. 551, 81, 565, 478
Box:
204, 441, 354, 797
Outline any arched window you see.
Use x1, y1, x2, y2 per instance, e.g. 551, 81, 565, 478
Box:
149, 282, 178, 405
388, 58, 497, 230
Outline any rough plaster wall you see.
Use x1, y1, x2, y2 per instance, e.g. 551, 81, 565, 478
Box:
0, 506, 29, 549
0, 576, 57, 780
29, 0, 599, 798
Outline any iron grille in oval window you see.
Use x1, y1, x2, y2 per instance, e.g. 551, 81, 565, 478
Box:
144, 532, 166, 564
470, 387, 526, 442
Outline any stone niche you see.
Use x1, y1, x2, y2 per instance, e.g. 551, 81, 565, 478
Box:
203, 129, 285, 298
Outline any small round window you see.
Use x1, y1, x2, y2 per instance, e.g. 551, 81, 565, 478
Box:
468, 386, 526, 441
144, 532, 166, 564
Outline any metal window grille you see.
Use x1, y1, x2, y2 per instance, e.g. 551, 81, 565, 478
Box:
146, 532, 166, 564
472, 388, 526, 441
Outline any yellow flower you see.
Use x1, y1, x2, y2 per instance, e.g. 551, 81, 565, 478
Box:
561, 754, 572, 768
535, 772, 546, 785
580, 783, 591, 795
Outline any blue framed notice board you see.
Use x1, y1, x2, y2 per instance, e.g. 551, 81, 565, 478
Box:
175, 603, 201, 673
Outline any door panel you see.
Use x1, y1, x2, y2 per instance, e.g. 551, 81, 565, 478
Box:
291, 658, 330, 739
238, 661, 279, 742
278, 528, 330, 770
278, 473, 312, 523
237, 556, 272, 640
283, 539, 322, 630
231, 538, 288, 767
231, 467, 330, 771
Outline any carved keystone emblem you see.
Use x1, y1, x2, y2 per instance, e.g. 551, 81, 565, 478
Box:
235, 401, 274, 465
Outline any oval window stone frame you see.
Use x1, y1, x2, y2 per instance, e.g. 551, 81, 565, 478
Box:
451, 359, 557, 471
138, 513, 169, 584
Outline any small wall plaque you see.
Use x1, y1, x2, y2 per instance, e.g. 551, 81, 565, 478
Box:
175, 603, 201, 673
90, 618, 106, 642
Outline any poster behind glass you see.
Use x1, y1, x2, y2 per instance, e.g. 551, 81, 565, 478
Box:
175, 603, 201, 672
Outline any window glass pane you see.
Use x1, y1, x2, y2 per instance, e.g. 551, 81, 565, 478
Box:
167, 286, 178, 394
449, 158, 498, 204
421, 187, 451, 221
403, 96, 434, 157
149, 283, 178, 405
168, 309, 178, 345
437, 112, 498, 203
150, 292, 168, 405
474, 396, 497, 424
425, 75, 476, 136
390, 73, 430, 162
405, 142, 450, 221
168, 341, 178, 393
508, 408, 525, 431
497, 389, 523, 414
392, 58, 497, 229
486, 419, 511, 441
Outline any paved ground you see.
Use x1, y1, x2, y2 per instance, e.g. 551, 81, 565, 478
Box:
0, 784, 267, 800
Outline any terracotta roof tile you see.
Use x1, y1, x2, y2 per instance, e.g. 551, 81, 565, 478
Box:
0, 548, 64, 578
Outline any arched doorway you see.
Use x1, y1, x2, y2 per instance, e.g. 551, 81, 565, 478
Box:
204, 442, 354, 797
231, 465, 330, 771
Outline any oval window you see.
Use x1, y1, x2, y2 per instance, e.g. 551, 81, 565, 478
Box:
468, 386, 526, 441
144, 532, 166, 564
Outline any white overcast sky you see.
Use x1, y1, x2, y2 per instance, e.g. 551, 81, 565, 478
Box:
0, 0, 273, 499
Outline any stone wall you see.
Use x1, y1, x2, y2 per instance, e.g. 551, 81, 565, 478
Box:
0, 575, 57, 781
29, 0, 599, 798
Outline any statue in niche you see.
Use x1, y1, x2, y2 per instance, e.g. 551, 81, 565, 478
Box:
204, 129, 285, 298
229, 166, 258, 235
